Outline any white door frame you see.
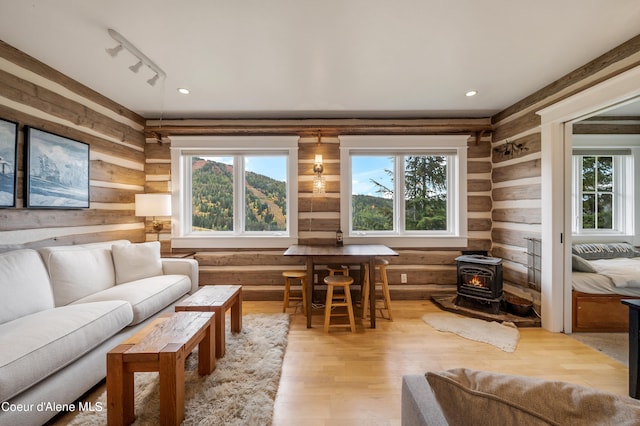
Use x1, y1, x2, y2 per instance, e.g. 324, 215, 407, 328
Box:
537, 65, 640, 332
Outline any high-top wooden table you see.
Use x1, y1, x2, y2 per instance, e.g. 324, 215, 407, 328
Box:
284, 244, 398, 328
106, 311, 215, 426
174, 285, 242, 358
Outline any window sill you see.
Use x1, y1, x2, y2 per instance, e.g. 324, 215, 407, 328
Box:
572, 234, 634, 244
344, 235, 468, 248
172, 236, 298, 249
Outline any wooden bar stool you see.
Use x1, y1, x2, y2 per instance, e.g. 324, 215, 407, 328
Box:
327, 264, 349, 276
323, 275, 356, 332
282, 270, 307, 315
361, 259, 393, 321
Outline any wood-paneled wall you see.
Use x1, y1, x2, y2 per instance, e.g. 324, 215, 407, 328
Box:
151, 131, 494, 300
0, 41, 147, 249
491, 33, 640, 303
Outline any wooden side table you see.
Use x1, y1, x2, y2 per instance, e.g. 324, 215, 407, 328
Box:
174, 285, 242, 359
106, 311, 215, 425
623, 299, 640, 399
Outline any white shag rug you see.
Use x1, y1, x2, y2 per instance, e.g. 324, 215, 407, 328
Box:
422, 312, 520, 352
70, 313, 290, 426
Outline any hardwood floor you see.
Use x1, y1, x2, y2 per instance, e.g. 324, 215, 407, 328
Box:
271, 300, 629, 425
52, 300, 629, 425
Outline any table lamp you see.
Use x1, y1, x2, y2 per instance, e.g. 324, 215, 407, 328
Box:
135, 193, 172, 241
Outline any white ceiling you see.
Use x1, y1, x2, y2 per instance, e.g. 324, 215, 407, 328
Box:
1, 0, 639, 120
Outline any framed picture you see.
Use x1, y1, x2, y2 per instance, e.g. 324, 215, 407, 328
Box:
0, 118, 18, 208
25, 126, 90, 208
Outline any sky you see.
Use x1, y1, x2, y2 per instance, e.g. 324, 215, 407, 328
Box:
351, 156, 393, 196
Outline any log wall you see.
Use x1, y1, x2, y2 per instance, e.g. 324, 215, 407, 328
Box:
144, 131, 493, 300
0, 41, 147, 249
491, 33, 640, 304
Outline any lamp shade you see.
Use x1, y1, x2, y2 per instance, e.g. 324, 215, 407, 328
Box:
135, 193, 172, 217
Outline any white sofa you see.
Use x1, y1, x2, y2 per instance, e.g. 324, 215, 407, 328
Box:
0, 240, 199, 426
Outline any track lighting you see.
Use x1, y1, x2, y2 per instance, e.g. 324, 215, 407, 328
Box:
106, 29, 166, 86
129, 60, 143, 73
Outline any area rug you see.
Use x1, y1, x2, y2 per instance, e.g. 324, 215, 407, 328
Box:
70, 313, 290, 426
570, 332, 628, 366
422, 312, 520, 353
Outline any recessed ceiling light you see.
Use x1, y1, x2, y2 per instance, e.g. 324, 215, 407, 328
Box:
177, 88, 190, 95
465, 90, 478, 97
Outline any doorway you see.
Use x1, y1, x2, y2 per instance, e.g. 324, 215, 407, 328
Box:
537, 65, 640, 332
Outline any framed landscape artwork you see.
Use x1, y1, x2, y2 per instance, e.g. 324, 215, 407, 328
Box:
25, 126, 90, 208
0, 118, 18, 208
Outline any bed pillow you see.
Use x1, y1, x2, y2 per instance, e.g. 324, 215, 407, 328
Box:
572, 254, 597, 273
572, 243, 640, 260
426, 368, 640, 426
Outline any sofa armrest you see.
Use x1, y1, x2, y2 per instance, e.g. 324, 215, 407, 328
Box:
401, 375, 448, 426
162, 258, 199, 294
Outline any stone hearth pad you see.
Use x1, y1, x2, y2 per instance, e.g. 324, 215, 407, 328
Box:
431, 294, 541, 327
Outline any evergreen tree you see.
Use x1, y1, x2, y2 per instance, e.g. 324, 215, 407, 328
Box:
361, 155, 448, 231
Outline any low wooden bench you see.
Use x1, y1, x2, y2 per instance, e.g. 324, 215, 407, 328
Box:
174, 285, 242, 358
106, 311, 215, 426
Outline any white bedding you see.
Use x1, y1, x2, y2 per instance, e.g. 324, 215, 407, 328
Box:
590, 257, 640, 288
572, 256, 640, 295
572, 271, 640, 296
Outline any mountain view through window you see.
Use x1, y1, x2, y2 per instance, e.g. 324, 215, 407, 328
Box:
191, 156, 287, 232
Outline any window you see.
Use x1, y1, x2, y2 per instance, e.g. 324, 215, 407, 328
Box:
171, 136, 298, 249
572, 142, 636, 239
578, 155, 614, 230
351, 154, 449, 232
340, 135, 468, 248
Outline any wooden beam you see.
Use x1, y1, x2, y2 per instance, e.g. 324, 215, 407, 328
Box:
573, 122, 640, 134
144, 118, 492, 138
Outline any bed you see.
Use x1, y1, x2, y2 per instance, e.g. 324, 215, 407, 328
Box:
571, 242, 640, 332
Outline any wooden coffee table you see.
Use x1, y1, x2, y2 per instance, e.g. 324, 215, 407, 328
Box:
174, 285, 242, 358
106, 311, 215, 426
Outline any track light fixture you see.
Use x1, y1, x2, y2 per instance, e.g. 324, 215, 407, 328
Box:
106, 29, 166, 86
105, 44, 123, 57
147, 74, 160, 86
128, 60, 143, 73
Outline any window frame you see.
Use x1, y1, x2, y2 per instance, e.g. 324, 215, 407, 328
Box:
339, 135, 468, 248
571, 134, 638, 242
170, 136, 299, 249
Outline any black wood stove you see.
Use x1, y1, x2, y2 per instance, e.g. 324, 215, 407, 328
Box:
455, 254, 503, 314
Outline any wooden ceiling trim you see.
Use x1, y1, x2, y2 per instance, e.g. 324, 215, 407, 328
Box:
144, 117, 492, 139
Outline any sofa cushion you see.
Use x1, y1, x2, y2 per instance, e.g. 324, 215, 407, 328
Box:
72, 274, 190, 324
426, 368, 640, 426
0, 300, 133, 401
0, 249, 54, 325
76, 240, 131, 249
38, 245, 116, 306
112, 241, 163, 285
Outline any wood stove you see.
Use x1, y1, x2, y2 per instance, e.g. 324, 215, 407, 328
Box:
455, 254, 503, 314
